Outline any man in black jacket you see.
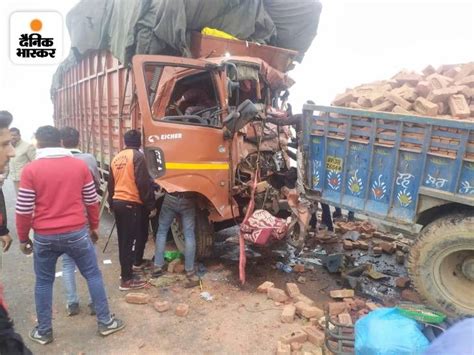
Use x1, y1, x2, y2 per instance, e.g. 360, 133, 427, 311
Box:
0, 110, 31, 354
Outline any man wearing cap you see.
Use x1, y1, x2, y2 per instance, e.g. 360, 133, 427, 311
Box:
108, 130, 156, 291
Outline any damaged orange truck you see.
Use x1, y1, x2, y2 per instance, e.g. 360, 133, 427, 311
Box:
52, 33, 309, 257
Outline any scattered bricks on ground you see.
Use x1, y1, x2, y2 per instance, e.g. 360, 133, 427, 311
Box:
401, 289, 422, 303
280, 330, 308, 344
291, 342, 303, 351
286, 283, 301, 298
257, 281, 274, 293
268, 288, 290, 303
154, 300, 170, 313
293, 264, 305, 273
343, 240, 353, 250
175, 303, 190, 317
337, 313, 353, 326
302, 326, 325, 346
294, 294, 315, 306
395, 277, 411, 288
276, 341, 291, 355
295, 302, 324, 319
328, 302, 348, 316
379, 241, 396, 254
125, 292, 150, 304
281, 304, 296, 323
330, 289, 354, 299
365, 302, 379, 311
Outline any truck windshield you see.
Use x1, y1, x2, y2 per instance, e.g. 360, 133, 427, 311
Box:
144, 64, 222, 128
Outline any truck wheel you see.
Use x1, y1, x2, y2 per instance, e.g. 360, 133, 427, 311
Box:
408, 213, 474, 316
171, 209, 215, 259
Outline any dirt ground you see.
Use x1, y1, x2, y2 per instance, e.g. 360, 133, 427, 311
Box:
1, 181, 343, 355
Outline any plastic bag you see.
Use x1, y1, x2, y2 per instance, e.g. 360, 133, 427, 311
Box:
355, 308, 429, 355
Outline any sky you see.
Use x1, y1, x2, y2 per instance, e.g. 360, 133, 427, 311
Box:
0, 0, 473, 140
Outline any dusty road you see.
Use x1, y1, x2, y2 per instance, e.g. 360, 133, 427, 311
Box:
1, 181, 340, 354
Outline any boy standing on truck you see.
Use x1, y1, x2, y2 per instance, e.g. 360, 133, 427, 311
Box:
15, 126, 124, 345
59, 127, 100, 316
108, 130, 156, 290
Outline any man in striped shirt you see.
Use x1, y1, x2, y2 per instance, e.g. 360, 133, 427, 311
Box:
15, 126, 124, 345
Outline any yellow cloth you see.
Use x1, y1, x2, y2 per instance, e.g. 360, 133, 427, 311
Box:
201, 27, 238, 40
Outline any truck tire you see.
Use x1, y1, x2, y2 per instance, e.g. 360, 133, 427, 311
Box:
408, 213, 474, 316
171, 209, 215, 259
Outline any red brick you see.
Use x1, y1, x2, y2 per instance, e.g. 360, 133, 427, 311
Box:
415, 81, 431, 97
448, 94, 470, 118
174, 263, 185, 273
276, 341, 291, 355
349, 102, 363, 109
267, 288, 289, 303
168, 259, 182, 273
395, 277, 411, 288
295, 302, 324, 319
291, 342, 303, 351
401, 289, 422, 303
343, 298, 356, 311
370, 101, 395, 112
357, 309, 369, 317
328, 302, 348, 316
293, 264, 305, 273
338, 313, 353, 326
454, 62, 474, 81
368, 91, 386, 106
302, 326, 325, 346
373, 246, 383, 255
281, 304, 296, 323
354, 298, 366, 309
427, 86, 461, 103
343, 240, 353, 250
393, 71, 422, 86
357, 96, 372, 108
392, 105, 411, 115
286, 283, 301, 298
257, 281, 274, 293
379, 241, 396, 254
455, 74, 474, 88
333, 92, 355, 106
427, 73, 453, 89
414, 97, 438, 116
280, 330, 308, 344
357, 240, 369, 250
422, 65, 436, 76
125, 292, 150, 304
153, 300, 170, 313
175, 303, 189, 317
386, 93, 412, 110
294, 294, 314, 306
330, 289, 354, 299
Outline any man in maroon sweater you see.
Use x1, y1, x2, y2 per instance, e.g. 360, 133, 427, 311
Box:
15, 126, 124, 345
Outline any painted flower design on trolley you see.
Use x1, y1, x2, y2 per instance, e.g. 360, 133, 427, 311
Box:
371, 174, 387, 200
327, 171, 341, 190
396, 172, 414, 207
348, 169, 363, 195
459, 181, 474, 195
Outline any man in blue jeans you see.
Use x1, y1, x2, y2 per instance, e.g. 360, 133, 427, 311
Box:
15, 126, 124, 345
153, 192, 200, 288
60, 127, 101, 316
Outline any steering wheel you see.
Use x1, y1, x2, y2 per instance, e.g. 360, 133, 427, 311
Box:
192, 106, 218, 117
167, 103, 184, 116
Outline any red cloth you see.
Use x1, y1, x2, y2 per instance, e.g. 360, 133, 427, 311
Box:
15, 156, 99, 242
241, 210, 288, 245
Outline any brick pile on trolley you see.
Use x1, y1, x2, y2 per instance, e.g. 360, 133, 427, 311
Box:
328, 62, 474, 160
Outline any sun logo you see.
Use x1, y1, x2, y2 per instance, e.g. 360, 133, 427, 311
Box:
30, 19, 42, 32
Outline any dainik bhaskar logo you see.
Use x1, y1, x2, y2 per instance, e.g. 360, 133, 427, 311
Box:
10, 11, 63, 65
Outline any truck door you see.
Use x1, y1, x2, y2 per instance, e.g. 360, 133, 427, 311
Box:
132, 55, 233, 220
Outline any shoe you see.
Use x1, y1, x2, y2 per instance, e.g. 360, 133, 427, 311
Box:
66, 303, 80, 316
132, 259, 154, 271
29, 327, 53, 345
184, 272, 200, 289
151, 266, 163, 279
119, 279, 146, 291
88, 303, 96, 316
98, 316, 125, 336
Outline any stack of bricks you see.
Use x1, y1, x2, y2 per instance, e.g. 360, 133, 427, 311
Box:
332, 62, 474, 120
330, 62, 474, 159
